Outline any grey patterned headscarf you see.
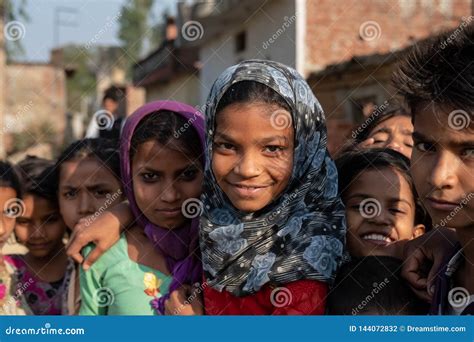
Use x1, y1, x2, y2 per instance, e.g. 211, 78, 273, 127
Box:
200, 60, 346, 296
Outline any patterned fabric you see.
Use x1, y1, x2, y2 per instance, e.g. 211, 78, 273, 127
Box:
0, 256, 32, 315
7, 255, 74, 315
200, 59, 347, 296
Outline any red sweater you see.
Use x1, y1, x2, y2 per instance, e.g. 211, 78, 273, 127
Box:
204, 280, 327, 315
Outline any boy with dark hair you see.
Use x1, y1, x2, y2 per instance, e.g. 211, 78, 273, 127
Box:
393, 22, 474, 315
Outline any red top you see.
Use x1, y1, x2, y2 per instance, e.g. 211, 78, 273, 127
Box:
204, 279, 327, 315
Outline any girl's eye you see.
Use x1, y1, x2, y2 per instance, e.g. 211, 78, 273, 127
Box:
389, 208, 406, 215
462, 148, 474, 158
142, 173, 159, 182
15, 218, 29, 225
94, 189, 111, 197
215, 142, 235, 151
64, 190, 77, 199
415, 142, 434, 152
264, 145, 284, 153
180, 168, 199, 181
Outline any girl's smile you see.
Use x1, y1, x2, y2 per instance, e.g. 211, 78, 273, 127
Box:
212, 102, 294, 213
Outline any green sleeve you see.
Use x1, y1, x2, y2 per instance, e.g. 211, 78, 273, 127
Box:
78, 244, 107, 315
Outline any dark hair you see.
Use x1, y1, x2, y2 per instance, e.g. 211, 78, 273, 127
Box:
215, 80, 291, 114
392, 24, 474, 119
327, 256, 430, 315
102, 86, 122, 103
16, 156, 56, 201
335, 148, 428, 227
352, 104, 411, 144
0, 160, 22, 198
53, 138, 121, 194
130, 111, 202, 165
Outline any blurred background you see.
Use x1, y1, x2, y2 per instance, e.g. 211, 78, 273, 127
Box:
0, 0, 472, 164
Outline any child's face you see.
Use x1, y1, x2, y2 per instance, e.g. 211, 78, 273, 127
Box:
343, 168, 424, 257
15, 194, 67, 258
362, 115, 413, 158
411, 107, 474, 230
59, 157, 124, 231
0, 187, 18, 250
132, 140, 203, 229
213, 102, 294, 213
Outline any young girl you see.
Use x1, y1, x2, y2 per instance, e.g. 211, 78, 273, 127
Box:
336, 148, 426, 258
79, 101, 204, 315
9, 156, 72, 315
200, 59, 346, 315
0, 161, 32, 315
66, 61, 346, 315
349, 105, 413, 158
53, 138, 124, 315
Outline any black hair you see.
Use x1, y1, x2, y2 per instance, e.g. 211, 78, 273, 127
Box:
327, 256, 430, 315
130, 111, 202, 165
0, 160, 22, 198
102, 86, 122, 103
16, 156, 56, 202
392, 24, 474, 120
52, 138, 121, 196
56, 138, 120, 179
351, 104, 411, 145
335, 148, 428, 227
215, 80, 291, 115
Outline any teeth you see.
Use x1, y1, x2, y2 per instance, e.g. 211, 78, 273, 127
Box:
362, 234, 392, 243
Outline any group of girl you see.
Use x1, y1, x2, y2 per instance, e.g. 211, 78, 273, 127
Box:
0, 59, 434, 316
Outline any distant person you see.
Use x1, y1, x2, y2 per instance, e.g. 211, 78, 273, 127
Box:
85, 86, 125, 141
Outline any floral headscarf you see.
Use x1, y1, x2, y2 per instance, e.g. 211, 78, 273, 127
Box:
200, 60, 347, 297
120, 101, 204, 313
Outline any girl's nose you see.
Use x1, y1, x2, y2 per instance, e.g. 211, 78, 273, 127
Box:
159, 182, 180, 203
233, 152, 261, 178
78, 192, 96, 216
